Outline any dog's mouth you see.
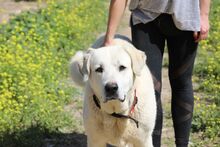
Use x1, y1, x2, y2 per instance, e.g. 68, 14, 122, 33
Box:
103, 95, 126, 103
95, 94, 129, 115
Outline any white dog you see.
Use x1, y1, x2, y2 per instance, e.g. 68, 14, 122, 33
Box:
70, 35, 156, 147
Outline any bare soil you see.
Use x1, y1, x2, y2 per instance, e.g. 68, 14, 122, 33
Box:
0, 0, 46, 23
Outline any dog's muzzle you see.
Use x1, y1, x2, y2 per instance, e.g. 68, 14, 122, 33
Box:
93, 89, 139, 128
105, 82, 119, 101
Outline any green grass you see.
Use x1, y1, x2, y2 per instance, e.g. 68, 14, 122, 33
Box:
0, 0, 107, 146
191, 0, 220, 145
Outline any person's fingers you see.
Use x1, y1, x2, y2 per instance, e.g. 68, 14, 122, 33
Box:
193, 32, 199, 41
196, 31, 209, 42
200, 27, 209, 40
200, 32, 207, 41
103, 39, 116, 46
194, 28, 209, 42
103, 35, 115, 46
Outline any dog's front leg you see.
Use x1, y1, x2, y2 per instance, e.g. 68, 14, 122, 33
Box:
132, 135, 153, 147
87, 136, 106, 147
144, 135, 153, 147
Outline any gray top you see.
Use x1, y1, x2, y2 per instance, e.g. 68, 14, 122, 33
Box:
129, 0, 200, 31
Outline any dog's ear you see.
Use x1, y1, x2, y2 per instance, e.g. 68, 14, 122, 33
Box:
69, 48, 93, 86
123, 45, 146, 76
81, 48, 94, 81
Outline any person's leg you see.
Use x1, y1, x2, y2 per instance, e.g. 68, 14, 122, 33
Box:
131, 19, 165, 147
167, 31, 198, 147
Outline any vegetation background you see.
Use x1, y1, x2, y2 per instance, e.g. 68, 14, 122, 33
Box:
0, 0, 219, 146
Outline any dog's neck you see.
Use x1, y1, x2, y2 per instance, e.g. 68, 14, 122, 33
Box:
92, 89, 139, 128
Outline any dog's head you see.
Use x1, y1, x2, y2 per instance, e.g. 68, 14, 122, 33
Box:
70, 44, 146, 114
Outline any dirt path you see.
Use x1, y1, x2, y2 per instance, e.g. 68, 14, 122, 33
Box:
0, 0, 46, 23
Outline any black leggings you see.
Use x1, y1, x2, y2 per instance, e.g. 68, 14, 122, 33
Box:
131, 14, 198, 147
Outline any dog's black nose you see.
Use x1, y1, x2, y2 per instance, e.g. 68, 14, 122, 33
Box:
105, 82, 118, 96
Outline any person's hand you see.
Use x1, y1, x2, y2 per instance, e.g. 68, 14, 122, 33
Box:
103, 35, 116, 46
194, 14, 210, 42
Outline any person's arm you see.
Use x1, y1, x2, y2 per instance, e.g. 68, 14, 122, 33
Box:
104, 0, 128, 46
194, 0, 211, 42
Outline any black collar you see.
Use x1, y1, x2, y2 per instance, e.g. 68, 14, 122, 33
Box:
93, 95, 101, 109
111, 112, 139, 128
92, 94, 139, 128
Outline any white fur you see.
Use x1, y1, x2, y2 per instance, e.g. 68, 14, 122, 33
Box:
70, 35, 156, 147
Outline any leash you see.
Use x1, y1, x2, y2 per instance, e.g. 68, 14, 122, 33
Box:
111, 112, 139, 128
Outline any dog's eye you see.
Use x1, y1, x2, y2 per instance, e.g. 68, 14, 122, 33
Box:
119, 65, 126, 71
95, 67, 103, 73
